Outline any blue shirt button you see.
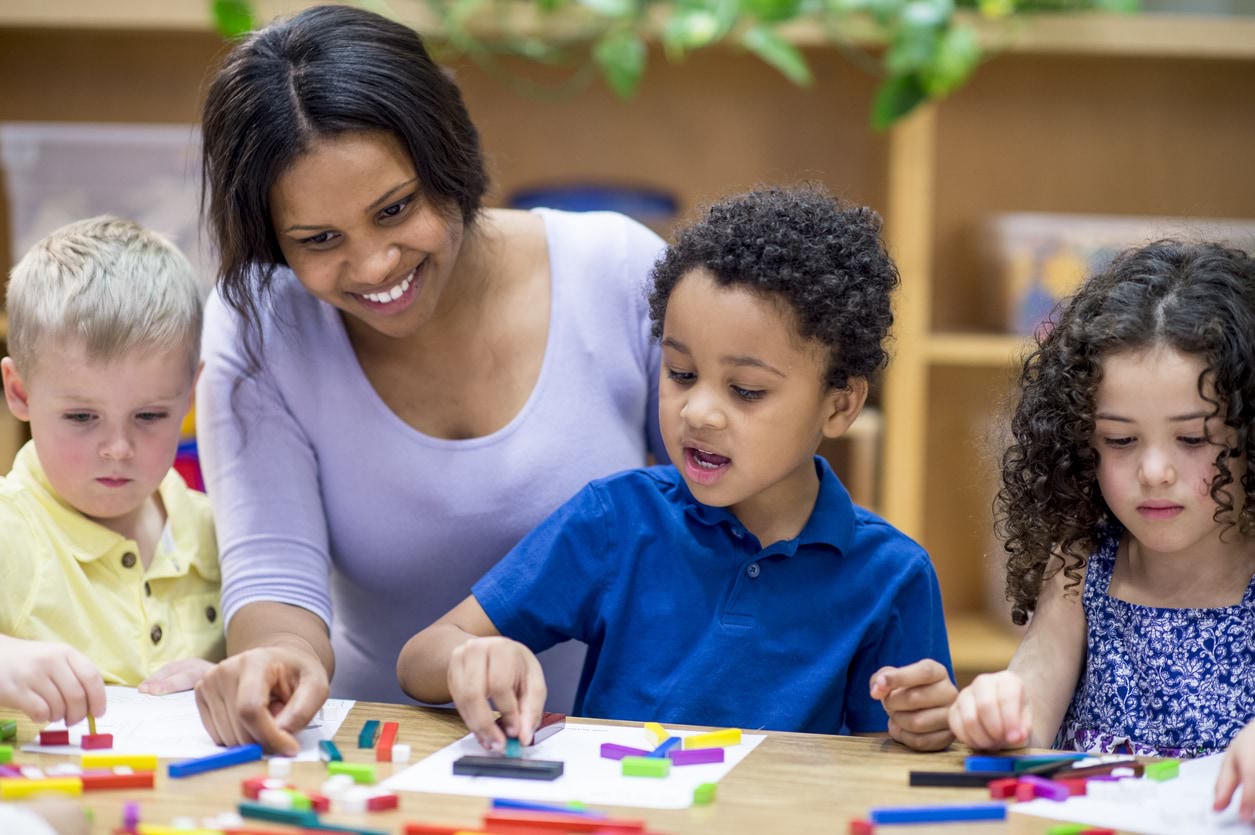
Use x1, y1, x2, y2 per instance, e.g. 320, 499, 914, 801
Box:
732, 528, 745, 539
746, 562, 760, 578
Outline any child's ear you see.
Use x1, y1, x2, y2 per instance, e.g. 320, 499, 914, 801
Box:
821, 377, 868, 440
1, 357, 32, 422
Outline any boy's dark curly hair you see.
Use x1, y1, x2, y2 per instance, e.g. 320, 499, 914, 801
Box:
647, 185, 900, 391
999, 240, 1255, 625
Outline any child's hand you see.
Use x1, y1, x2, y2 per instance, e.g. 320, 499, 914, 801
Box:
1215, 719, 1255, 820
0, 636, 106, 726
447, 636, 545, 752
870, 659, 957, 751
948, 670, 1032, 751
138, 658, 216, 695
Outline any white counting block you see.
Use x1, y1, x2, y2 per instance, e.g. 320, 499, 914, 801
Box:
1085, 780, 1125, 802
114, 766, 134, 775
1111, 766, 1136, 778
391, 743, 412, 763
171, 816, 197, 830
47, 764, 83, 776
20, 767, 45, 780
258, 788, 294, 810
268, 757, 293, 779
262, 777, 288, 789
334, 793, 368, 814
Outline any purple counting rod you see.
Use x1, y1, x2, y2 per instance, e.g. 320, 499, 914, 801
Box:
601, 743, 650, 761
668, 748, 725, 766
869, 803, 1007, 825
1018, 775, 1071, 801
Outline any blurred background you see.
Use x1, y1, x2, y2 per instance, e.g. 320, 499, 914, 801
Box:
1, 0, 1253, 686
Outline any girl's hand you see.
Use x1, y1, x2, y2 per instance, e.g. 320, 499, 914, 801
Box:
193, 645, 329, 756
948, 669, 1033, 751
0, 636, 106, 725
870, 659, 957, 751
1215, 719, 1255, 820
448, 636, 545, 752
138, 658, 217, 695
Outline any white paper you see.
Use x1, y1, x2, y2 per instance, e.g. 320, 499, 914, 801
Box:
382, 721, 765, 809
1013, 754, 1255, 834
21, 685, 354, 762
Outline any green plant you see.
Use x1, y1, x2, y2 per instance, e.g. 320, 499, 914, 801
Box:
212, 0, 1137, 129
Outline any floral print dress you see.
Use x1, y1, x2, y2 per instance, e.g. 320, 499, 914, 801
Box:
1056, 523, 1255, 758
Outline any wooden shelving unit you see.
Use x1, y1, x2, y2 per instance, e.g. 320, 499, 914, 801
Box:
2, 4, 1254, 678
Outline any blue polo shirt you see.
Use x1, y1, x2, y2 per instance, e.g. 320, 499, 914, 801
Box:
473, 456, 952, 734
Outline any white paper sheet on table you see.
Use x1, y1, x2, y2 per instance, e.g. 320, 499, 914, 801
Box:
382, 720, 765, 809
1013, 754, 1254, 834
20, 685, 355, 762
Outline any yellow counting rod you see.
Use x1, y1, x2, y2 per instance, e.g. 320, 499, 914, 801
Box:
643, 722, 669, 747
0, 777, 83, 799
682, 727, 742, 750
82, 752, 158, 770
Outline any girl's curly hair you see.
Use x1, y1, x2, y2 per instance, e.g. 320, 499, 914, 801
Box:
647, 185, 899, 391
999, 240, 1255, 625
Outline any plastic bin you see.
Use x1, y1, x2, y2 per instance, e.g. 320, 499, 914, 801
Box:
981, 212, 1255, 338
0, 122, 211, 287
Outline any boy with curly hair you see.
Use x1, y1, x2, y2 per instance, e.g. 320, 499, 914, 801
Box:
398, 186, 955, 750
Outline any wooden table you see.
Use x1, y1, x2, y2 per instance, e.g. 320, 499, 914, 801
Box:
2, 702, 1075, 835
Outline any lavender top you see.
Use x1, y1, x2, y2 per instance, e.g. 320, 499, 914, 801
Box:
197, 209, 667, 707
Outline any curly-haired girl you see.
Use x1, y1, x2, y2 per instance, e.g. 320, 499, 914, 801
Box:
947, 240, 1255, 817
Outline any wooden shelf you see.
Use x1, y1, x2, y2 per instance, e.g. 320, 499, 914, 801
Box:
948, 611, 1023, 686
926, 333, 1031, 368
3, 3, 1255, 62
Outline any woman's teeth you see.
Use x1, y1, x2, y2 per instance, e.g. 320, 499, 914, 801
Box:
362, 271, 414, 303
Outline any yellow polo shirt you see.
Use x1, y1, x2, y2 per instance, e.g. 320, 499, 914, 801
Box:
0, 442, 224, 685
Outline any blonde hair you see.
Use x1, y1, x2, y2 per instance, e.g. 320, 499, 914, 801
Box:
6, 216, 203, 377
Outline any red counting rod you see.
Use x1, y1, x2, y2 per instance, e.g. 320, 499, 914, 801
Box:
376, 721, 400, 762
482, 810, 646, 832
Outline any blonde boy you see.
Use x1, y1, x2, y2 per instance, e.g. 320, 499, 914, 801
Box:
0, 217, 221, 726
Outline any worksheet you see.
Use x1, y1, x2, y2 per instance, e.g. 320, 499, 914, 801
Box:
382, 720, 766, 809
21, 686, 354, 762
1013, 754, 1255, 834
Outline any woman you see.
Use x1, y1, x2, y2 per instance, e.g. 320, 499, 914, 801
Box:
194, 5, 666, 753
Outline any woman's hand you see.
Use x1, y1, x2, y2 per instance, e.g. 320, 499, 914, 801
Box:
948, 669, 1032, 752
0, 636, 106, 726
138, 658, 216, 695
448, 636, 546, 752
870, 658, 957, 751
1215, 719, 1255, 820
194, 645, 328, 756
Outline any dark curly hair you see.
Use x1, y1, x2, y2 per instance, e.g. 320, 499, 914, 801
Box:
200, 5, 487, 406
999, 240, 1255, 625
647, 186, 899, 391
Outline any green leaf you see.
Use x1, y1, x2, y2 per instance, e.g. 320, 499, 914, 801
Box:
743, 0, 805, 22
924, 22, 980, 95
211, 0, 254, 38
872, 72, 927, 130
885, 20, 937, 74
579, 0, 636, 17
900, 0, 953, 28
977, 0, 1015, 17
594, 29, 647, 98
741, 25, 813, 86
661, 8, 722, 59
1093, 0, 1139, 11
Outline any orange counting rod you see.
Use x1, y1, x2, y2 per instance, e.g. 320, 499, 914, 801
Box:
482, 810, 646, 832
81, 772, 155, 791
376, 721, 399, 762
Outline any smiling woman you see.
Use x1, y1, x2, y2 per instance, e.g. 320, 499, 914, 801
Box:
193, 4, 668, 753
